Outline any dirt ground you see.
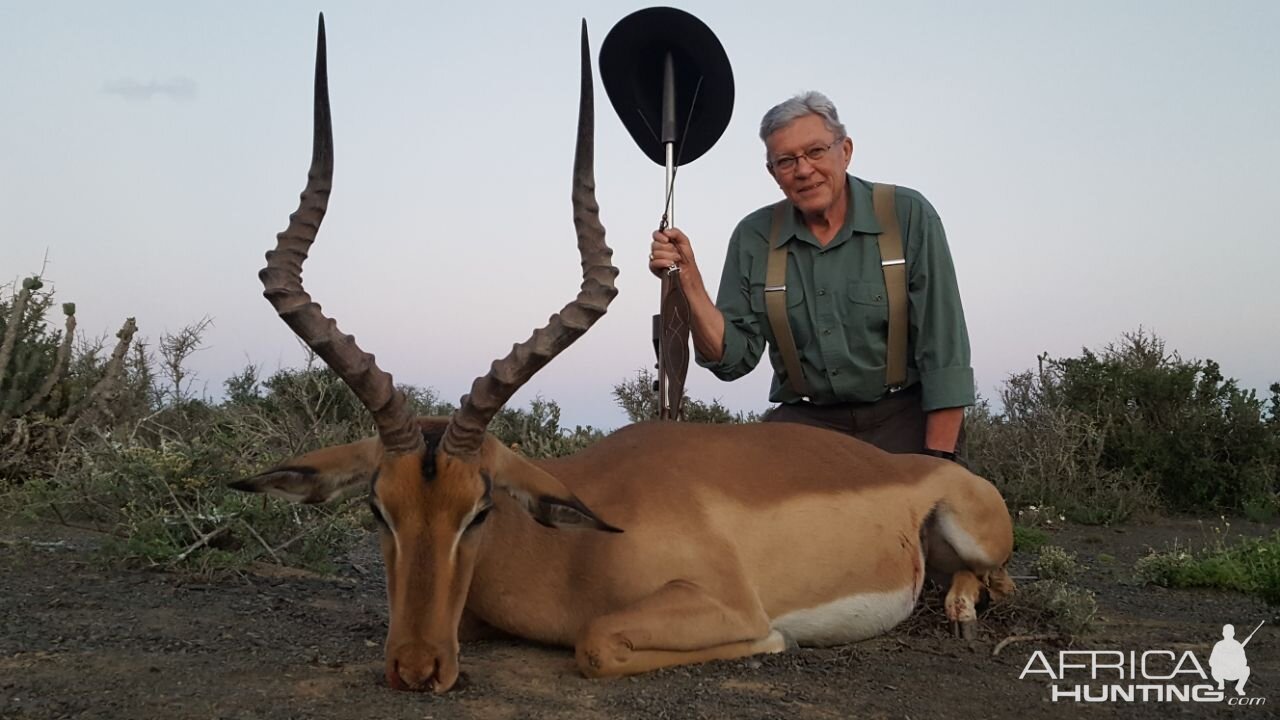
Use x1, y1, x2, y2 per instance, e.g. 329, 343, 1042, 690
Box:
2, 518, 1275, 720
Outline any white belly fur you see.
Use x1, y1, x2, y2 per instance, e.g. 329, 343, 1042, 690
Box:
771, 585, 918, 646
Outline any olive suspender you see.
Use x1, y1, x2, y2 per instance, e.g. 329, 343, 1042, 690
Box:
763, 183, 907, 400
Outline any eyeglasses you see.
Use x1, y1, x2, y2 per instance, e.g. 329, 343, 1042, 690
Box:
769, 139, 840, 174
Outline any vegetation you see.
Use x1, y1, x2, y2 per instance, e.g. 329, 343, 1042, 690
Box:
966, 329, 1280, 524
1033, 545, 1083, 582
1000, 579, 1099, 637
1011, 524, 1049, 553
3, 276, 1278, 591
1135, 528, 1280, 605
0, 276, 610, 575
613, 367, 763, 424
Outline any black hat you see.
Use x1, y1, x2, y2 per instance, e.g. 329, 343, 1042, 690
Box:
599, 7, 734, 167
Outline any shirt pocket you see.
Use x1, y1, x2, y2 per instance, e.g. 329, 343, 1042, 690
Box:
749, 281, 807, 348
845, 279, 889, 339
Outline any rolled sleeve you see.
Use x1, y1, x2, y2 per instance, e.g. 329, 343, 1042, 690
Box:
919, 366, 975, 411
696, 220, 765, 380
905, 195, 975, 411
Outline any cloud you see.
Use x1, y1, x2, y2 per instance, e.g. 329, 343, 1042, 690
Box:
103, 77, 198, 102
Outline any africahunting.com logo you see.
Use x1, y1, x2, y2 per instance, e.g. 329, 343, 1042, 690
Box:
1019, 621, 1266, 705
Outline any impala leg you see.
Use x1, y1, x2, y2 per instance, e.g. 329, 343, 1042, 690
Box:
945, 570, 983, 639
982, 566, 1016, 603
575, 579, 781, 678
458, 608, 508, 643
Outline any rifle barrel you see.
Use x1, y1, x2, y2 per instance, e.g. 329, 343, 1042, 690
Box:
1242, 620, 1265, 646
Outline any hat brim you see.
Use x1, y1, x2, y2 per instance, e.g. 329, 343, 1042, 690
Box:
599, 7, 734, 167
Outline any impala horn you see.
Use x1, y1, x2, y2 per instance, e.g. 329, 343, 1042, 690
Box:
259, 14, 424, 457
441, 21, 618, 458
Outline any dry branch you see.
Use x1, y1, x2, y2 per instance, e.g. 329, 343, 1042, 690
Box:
14, 305, 76, 418
66, 317, 138, 424
993, 633, 1060, 657
0, 277, 41, 399
174, 525, 230, 563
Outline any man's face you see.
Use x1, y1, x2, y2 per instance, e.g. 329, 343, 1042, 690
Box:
765, 114, 853, 217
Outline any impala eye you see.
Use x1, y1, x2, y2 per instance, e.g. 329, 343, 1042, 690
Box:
467, 506, 492, 530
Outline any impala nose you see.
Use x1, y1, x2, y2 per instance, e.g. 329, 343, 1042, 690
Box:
386, 642, 458, 693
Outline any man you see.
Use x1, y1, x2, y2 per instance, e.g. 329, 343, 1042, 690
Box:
1209, 624, 1253, 696
648, 91, 972, 458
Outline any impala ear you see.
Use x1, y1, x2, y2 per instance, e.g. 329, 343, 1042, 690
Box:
488, 448, 622, 533
229, 437, 381, 504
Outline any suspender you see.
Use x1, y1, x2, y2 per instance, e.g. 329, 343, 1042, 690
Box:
872, 183, 908, 390
764, 183, 908, 399
764, 203, 815, 398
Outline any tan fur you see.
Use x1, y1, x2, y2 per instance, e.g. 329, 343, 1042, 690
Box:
241, 418, 1014, 688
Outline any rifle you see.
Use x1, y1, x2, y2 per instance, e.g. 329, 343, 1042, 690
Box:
1241, 620, 1265, 647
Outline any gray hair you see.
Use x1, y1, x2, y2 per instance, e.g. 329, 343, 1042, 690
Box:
758, 91, 847, 150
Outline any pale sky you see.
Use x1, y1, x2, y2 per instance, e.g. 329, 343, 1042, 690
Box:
3, 1, 1278, 430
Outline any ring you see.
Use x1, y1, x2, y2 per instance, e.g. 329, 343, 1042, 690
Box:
649, 252, 655, 261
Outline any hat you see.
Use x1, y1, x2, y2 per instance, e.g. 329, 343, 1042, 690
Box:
599, 7, 734, 166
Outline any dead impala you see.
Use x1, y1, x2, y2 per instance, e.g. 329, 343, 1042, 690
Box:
232, 16, 1016, 693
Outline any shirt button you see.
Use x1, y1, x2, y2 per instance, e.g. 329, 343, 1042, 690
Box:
831, 369, 840, 376
823, 329, 831, 336
818, 288, 826, 296
874, 294, 883, 301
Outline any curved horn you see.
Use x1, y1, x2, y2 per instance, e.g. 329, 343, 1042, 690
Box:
259, 15, 424, 457
441, 21, 617, 458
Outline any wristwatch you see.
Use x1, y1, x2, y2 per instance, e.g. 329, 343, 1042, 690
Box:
920, 448, 958, 462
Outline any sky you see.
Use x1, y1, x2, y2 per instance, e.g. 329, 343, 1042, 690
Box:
2, 1, 1278, 430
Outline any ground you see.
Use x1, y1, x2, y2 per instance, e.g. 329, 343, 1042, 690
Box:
2, 519, 1276, 719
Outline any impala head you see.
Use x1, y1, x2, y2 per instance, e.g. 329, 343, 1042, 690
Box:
229, 15, 618, 693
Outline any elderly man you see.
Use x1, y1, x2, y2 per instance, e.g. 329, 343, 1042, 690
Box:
649, 91, 972, 459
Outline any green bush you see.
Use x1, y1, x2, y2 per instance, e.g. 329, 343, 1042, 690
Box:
1135, 530, 1280, 605
968, 329, 1279, 521
1012, 524, 1049, 552
613, 367, 763, 423
9, 291, 1279, 581
0, 277, 64, 418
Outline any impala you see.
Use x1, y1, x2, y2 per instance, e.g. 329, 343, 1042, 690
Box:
232, 16, 1015, 694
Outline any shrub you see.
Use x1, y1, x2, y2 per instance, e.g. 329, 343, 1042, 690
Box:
968, 329, 1279, 521
1012, 524, 1049, 552
1135, 530, 1280, 605
1034, 545, 1083, 582
1, 276, 141, 481
613, 367, 764, 423
1006, 580, 1099, 636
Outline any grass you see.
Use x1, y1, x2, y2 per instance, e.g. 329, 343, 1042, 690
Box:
1135, 529, 1280, 605
1012, 524, 1049, 552
2, 439, 369, 577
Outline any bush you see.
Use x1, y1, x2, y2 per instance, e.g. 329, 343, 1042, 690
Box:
1, 276, 141, 481
968, 329, 1279, 521
613, 367, 764, 423
1034, 545, 1083, 582
1135, 529, 1280, 605
1006, 580, 1099, 636
489, 396, 605, 458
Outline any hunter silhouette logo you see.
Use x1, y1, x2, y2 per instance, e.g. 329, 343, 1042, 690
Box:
1019, 620, 1267, 705
1210, 621, 1263, 696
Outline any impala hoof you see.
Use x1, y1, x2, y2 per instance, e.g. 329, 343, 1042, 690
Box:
951, 620, 976, 640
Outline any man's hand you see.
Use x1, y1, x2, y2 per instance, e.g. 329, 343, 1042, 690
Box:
649, 228, 702, 287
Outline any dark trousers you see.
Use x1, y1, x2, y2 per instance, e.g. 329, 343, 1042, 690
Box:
762, 384, 929, 455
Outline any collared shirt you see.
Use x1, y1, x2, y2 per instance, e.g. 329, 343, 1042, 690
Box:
697, 174, 974, 412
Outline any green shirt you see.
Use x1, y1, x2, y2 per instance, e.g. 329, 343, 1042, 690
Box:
697, 174, 975, 412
